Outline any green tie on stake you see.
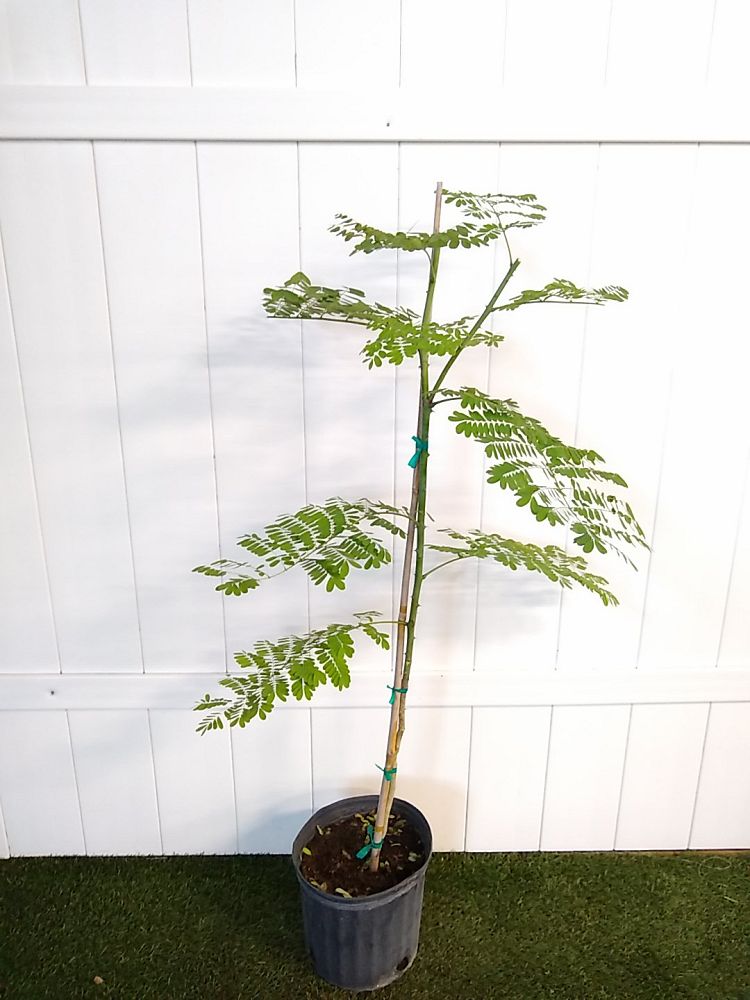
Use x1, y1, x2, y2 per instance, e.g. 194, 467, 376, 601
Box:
356, 823, 385, 860
408, 436, 428, 468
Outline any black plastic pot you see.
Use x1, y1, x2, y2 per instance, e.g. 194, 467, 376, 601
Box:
292, 794, 433, 992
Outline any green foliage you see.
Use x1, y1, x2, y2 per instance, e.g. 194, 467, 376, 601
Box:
263, 271, 503, 369
441, 386, 647, 564
194, 613, 390, 733
193, 497, 408, 595
328, 190, 546, 255
427, 530, 618, 606
497, 278, 628, 312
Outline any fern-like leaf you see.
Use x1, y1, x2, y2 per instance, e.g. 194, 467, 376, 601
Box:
497, 278, 628, 312
427, 530, 618, 606
194, 613, 389, 733
193, 498, 409, 595
440, 386, 647, 563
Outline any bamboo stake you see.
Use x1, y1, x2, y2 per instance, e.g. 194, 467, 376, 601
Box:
369, 181, 443, 871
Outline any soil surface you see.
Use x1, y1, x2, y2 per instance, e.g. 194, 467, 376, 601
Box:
299, 810, 425, 898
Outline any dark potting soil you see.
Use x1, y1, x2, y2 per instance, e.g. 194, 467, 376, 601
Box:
299, 810, 425, 898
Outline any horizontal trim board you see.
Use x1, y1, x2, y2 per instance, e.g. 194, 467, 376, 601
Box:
2, 86, 749, 142
1, 670, 749, 710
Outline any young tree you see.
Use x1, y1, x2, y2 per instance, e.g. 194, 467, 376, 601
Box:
194, 183, 645, 871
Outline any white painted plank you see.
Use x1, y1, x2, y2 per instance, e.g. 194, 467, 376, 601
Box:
0, 141, 141, 673
0, 222, 58, 672
639, 145, 750, 671
312, 706, 471, 851
188, 0, 296, 86
295, 0, 399, 89
149, 709, 236, 853
195, 143, 308, 660
707, 0, 750, 87
397, 144, 501, 673
298, 143, 398, 669
719, 455, 750, 669
78, 0, 190, 84
465, 706, 550, 850
400, 0, 506, 91
232, 711, 311, 853
4, 87, 750, 143
540, 704, 630, 850
690, 703, 750, 849
0, 711, 85, 855
607, 0, 715, 87
556, 144, 697, 672
0, 0, 84, 83
0, 799, 8, 858
615, 703, 708, 850
68, 710, 161, 855
94, 141, 224, 672
476, 143, 600, 673
503, 0, 610, 87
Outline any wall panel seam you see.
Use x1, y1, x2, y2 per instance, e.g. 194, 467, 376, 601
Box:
65, 710, 88, 854
686, 701, 712, 847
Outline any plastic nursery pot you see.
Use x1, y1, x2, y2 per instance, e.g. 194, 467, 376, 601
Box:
292, 794, 433, 992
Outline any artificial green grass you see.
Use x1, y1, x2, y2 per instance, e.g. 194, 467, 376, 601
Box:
1, 852, 748, 999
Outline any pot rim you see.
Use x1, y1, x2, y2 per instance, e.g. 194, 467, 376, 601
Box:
292, 794, 433, 905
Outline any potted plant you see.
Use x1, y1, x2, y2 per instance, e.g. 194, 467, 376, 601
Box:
193, 183, 645, 991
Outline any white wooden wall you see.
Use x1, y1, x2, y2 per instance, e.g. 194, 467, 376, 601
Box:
1, 0, 749, 857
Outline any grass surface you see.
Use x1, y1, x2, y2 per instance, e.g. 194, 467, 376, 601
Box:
1, 852, 749, 999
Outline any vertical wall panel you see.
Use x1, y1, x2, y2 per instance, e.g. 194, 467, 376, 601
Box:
0, 142, 141, 672
0, 231, 58, 671
78, 0, 190, 84
707, 0, 750, 87
196, 143, 308, 659
68, 710, 161, 854
639, 146, 750, 671
188, 0, 296, 86
297, 144, 398, 669
150, 709, 236, 854
557, 145, 697, 672
295, 0, 399, 88
0, 712, 85, 855
312, 707, 471, 851
233, 711, 312, 853
718, 456, 750, 668
95, 142, 224, 672
615, 703, 708, 850
397, 144, 500, 673
0, 800, 8, 858
690, 703, 750, 849
466, 706, 550, 851
503, 1, 610, 87
476, 143, 599, 673
541, 704, 629, 850
400, 0, 506, 91
607, 0, 715, 86
0, 0, 84, 83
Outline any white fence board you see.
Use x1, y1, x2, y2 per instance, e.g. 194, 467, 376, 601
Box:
196, 142, 308, 658
0, 800, 8, 858
68, 709, 161, 854
541, 705, 630, 850
718, 455, 750, 669
690, 703, 750, 849
233, 710, 312, 853
149, 709, 236, 854
312, 706, 471, 851
0, 711, 85, 855
79, 0, 190, 85
94, 141, 224, 671
298, 143, 398, 668
0, 231, 58, 672
0, 0, 84, 83
187, 1, 295, 87
0, 141, 141, 673
615, 703, 708, 850
466, 706, 551, 851
708, 0, 750, 87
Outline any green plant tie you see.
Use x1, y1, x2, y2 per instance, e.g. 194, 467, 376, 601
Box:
376, 764, 398, 781
408, 436, 429, 468
356, 823, 384, 860
387, 684, 408, 705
